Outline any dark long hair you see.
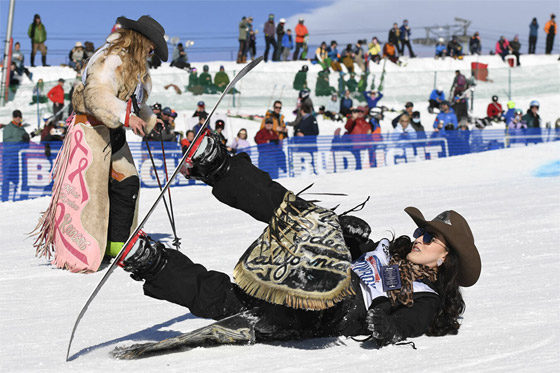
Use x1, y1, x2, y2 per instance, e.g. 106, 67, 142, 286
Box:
389, 235, 465, 336
425, 249, 465, 336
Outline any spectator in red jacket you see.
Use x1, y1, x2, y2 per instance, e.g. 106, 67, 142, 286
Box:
293, 18, 308, 61
345, 106, 371, 135
47, 78, 65, 121
486, 95, 503, 122
255, 118, 280, 144
255, 117, 285, 179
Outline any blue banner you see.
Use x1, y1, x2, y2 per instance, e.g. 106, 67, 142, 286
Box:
1, 128, 558, 202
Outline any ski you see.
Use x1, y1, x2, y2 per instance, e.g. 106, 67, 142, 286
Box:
66, 56, 264, 362
112, 310, 258, 360
377, 57, 387, 91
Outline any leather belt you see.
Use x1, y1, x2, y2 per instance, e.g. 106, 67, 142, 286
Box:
75, 113, 103, 126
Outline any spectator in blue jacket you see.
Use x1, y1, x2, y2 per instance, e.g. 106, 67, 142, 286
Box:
327, 40, 343, 73
504, 101, 516, 125
528, 18, 539, 54
433, 101, 458, 131
428, 88, 445, 113
339, 89, 353, 116
281, 29, 294, 61
399, 20, 415, 57
435, 38, 446, 59
363, 90, 383, 110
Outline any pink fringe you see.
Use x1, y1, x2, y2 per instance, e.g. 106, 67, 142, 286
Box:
32, 114, 76, 262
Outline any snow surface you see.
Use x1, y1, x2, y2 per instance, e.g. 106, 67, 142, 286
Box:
1, 141, 559, 372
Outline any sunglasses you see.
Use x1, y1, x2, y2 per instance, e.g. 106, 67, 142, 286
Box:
274, 106, 282, 109
148, 48, 155, 56
413, 228, 448, 250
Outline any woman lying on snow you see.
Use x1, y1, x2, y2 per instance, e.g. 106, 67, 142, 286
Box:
118, 131, 481, 347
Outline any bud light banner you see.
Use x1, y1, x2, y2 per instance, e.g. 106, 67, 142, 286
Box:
1, 128, 557, 202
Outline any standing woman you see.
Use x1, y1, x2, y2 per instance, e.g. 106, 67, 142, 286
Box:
34, 16, 167, 273
27, 14, 47, 66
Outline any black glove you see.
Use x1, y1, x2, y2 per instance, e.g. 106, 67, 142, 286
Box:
366, 304, 400, 346
339, 215, 371, 243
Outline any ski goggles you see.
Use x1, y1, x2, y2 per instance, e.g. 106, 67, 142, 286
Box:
413, 228, 448, 250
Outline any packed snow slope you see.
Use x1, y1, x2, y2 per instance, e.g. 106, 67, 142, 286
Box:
0, 141, 559, 372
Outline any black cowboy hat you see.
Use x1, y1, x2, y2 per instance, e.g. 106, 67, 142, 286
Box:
116, 15, 168, 61
405, 207, 481, 287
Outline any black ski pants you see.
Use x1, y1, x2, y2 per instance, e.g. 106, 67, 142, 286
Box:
528, 36, 537, 54
264, 36, 278, 62
545, 33, 555, 54
400, 39, 415, 57
142, 153, 368, 339
143, 153, 288, 320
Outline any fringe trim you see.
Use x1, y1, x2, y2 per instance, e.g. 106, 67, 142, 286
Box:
30, 114, 76, 262
233, 263, 355, 311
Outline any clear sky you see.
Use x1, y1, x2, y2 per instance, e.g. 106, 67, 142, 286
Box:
1, 0, 558, 65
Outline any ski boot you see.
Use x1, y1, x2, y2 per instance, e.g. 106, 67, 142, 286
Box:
118, 232, 167, 281
180, 129, 231, 186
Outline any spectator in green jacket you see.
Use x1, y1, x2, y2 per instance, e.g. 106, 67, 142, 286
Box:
2, 110, 30, 202
199, 65, 217, 94
27, 14, 47, 67
315, 69, 337, 97
214, 66, 239, 94
2, 110, 29, 143
214, 66, 230, 92
522, 101, 541, 128
187, 67, 203, 95
293, 65, 308, 91
346, 72, 359, 92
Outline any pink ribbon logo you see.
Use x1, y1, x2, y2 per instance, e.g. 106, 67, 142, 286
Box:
55, 203, 89, 265
68, 158, 89, 203
69, 129, 89, 163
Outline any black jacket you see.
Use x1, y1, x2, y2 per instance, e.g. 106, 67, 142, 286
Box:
298, 114, 319, 136
388, 28, 400, 45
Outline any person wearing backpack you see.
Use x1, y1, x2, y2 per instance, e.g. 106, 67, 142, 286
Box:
451, 70, 467, 97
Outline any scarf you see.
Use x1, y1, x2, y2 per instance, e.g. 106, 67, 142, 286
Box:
387, 254, 438, 307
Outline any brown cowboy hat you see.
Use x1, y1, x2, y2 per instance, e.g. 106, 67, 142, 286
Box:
116, 15, 168, 61
405, 207, 481, 287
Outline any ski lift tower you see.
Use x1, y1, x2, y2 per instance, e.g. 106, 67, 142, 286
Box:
413, 18, 472, 45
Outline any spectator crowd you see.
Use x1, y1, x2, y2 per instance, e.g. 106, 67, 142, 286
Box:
2, 11, 556, 182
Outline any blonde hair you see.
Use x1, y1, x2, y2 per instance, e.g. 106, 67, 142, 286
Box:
105, 28, 153, 93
